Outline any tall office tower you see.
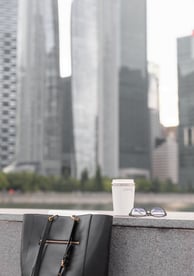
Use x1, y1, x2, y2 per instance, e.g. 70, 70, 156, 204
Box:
71, 0, 149, 179
71, 0, 119, 178
60, 76, 76, 177
0, 0, 18, 170
177, 34, 194, 188
97, 0, 119, 177
71, 0, 99, 178
148, 63, 161, 144
148, 63, 165, 179
148, 64, 178, 183
16, 0, 74, 176
119, 0, 150, 179
152, 127, 178, 183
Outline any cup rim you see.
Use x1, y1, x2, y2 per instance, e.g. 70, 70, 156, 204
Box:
112, 179, 134, 185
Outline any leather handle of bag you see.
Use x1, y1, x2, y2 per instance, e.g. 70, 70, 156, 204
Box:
57, 215, 80, 276
31, 215, 58, 276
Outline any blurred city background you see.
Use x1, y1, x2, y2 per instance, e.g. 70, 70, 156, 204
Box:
1, 0, 194, 211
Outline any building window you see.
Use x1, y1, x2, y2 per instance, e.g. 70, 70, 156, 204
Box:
4, 50, 10, 55
2, 111, 8, 115
184, 127, 194, 146
3, 75, 10, 80
4, 41, 11, 46
4, 58, 10, 63
2, 119, 8, 124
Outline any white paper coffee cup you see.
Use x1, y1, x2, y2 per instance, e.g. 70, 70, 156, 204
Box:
112, 179, 135, 215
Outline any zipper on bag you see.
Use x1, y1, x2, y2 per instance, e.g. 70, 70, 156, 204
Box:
39, 239, 80, 245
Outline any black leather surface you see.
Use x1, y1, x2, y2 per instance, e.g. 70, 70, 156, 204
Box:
21, 214, 112, 276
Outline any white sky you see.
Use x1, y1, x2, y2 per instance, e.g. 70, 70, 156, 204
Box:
147, 0, 194, 126
58, 0, 72, 77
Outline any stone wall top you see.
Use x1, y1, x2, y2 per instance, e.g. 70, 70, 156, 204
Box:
0, 209, 194, 229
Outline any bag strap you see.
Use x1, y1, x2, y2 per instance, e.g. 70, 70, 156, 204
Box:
31, 215, 58, 276
57, 215, 80, 276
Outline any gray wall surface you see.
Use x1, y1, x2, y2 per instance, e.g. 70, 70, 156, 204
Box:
1, 211, 194, 276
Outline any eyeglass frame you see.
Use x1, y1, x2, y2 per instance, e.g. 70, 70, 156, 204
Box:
129, 207, 167, 217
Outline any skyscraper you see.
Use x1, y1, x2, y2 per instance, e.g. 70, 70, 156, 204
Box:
97, 0, 119, 177
0, 0, 18, 170
16, 0, 74, 176
152, 127, 178, 183
71, 0, 121, 178
71, 0, 99, 178
148, 63, 178, 183
177, 34, 194, 188
119, 0, 150, 179
2, 0, 150, 180
148, 63, 161, 144
71, 0, 150, 179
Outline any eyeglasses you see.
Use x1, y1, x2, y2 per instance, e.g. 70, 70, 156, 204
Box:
129, 207, 167, 217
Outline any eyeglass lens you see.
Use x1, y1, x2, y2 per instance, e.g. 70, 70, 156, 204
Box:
129, 207, 166, 217
150, 207, 166, 217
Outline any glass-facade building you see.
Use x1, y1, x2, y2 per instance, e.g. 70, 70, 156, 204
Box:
0, 0, 18, 170
16, 0, 74, 176
119, 0, 150, 178
71, 0, 150, 178
177, 35, 194, 188
0, 0, 151, 179
97, 0, 119, 178
71, 0, 99, 178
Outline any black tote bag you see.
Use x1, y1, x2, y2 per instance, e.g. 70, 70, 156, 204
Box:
21, 213, 112, 276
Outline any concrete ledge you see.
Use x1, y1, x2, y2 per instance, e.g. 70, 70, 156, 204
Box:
0, 209, 194, 275
1, 209, 194, 228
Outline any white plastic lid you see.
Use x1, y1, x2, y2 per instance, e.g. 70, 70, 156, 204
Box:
111, 179, 134, 185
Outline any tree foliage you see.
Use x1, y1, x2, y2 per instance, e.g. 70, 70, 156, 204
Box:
0, 169, 190, 193
0, 172, 9, 190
